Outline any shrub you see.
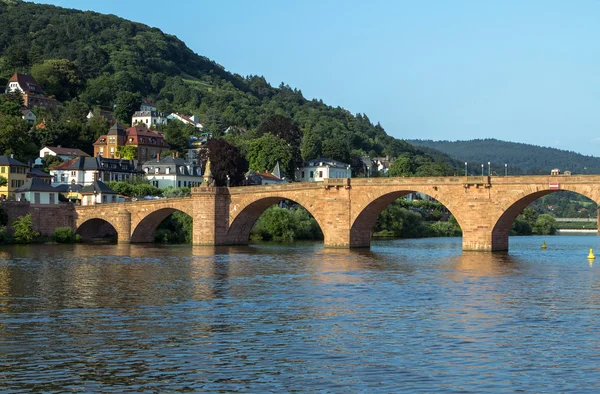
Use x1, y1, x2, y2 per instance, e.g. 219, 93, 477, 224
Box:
0, 226, 9, 244
53, 227, 79, 243
12, 214, 39, 244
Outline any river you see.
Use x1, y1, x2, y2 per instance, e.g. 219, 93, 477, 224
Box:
1, 235, 600, 392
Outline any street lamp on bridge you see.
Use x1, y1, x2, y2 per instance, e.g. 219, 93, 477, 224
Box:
488, 162, 491, 176
505, 163, 508, 176
481, 164, 484, 176
465, 162, 467, 176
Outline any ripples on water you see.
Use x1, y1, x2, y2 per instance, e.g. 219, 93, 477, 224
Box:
1, 236, 600, 392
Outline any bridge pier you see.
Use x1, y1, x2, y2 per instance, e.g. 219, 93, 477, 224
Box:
116, 210, 132, 244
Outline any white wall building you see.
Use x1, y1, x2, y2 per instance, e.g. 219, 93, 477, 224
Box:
295, 158, 351, 182
168, 113, 204, 129
132, 110, 168, 127
81, 181, 125, 205
142, 155, 203, 189
14, 178, 60, 204
40, 146, 90, 161
50, 156, 141, 187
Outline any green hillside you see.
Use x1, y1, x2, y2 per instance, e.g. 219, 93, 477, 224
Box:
408, 138, 600, 175
0, 0, 458, 180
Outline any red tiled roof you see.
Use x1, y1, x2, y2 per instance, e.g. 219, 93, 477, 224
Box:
93, 135, 108, 145
256, 171, 282, 181
50, 157, 78, 170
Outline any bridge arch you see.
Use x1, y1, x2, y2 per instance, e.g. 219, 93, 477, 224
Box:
130, 201, 194, 243
491, 185, 600, 250
76, 218, 118, 242
349, 186, 465, 248
226, 195, 326, 245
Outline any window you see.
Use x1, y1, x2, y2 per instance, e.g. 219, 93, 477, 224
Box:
71, 171, 76, 176
34, 193, 40, 204
155, 168, 159, 174
99, 147, 104, 153
319, 171, 323, 178
184, 181, 187, 187
0, 167, 4, 173
165, 168, 170, 175
49, 193, 55, 204
310, 171, 314, 178
103, 195, 107, 203
301, 171, 304, 178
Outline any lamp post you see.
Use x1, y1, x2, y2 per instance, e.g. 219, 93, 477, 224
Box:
226, 174, 230, 187
465, 162, 468, 176
481, 164, 484, 176
488, 161, 491, 176
505, 163, 507, 176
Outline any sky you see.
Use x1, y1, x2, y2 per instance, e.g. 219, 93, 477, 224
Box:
35, 0, 600, 156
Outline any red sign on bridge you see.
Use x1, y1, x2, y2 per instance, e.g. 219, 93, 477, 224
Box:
548, 182, 560, 190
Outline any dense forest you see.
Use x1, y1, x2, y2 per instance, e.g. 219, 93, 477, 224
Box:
408, 139, 600, 175
0, 0, 459, 180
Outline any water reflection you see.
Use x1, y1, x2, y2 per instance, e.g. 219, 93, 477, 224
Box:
1, 238, 600, 392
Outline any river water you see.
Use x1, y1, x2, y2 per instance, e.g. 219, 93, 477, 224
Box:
1, 235, 600, 392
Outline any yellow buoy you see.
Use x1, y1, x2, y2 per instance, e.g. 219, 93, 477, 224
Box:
541, 241, 547, 249
588, 248, 595, 260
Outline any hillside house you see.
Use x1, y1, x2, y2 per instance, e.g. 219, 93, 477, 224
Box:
168, 113, 204, 129
93, 124, 170, 162
21, 108, 36, 125
5, 73, 57, 109
132, 110, 168, 127
81, 181, 125, 205
40, 146, 90, 161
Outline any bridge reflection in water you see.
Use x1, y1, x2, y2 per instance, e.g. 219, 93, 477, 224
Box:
73, 175, 600, 252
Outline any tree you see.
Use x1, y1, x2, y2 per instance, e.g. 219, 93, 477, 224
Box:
256, 115, 302, 149
163, 120, 189, 158
533, 214, 557, 235
301, 128, 322, 161
322, 138, 350, 163
116, 145, 138, 160
30, 59, 82, 101
0, 91, 24, 116
114, 91, 142, 124
203, 138, 248, 186
12, 214, 39, 243
247, 134, 294, 177
389, 154, 415, 177
0, 116, 38, 160
0, 205, 7, 226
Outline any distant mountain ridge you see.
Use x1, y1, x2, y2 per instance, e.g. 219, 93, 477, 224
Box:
408, 139, 600, 175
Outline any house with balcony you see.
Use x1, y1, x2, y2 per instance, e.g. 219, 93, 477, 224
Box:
0, 155, 28, 199
132, 110, 168, 128
295, 158, 351, 182
142, 154, 203, 189
168, 113, 204, 129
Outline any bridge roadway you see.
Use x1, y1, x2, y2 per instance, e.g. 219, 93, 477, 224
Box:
74, 175, 600, 252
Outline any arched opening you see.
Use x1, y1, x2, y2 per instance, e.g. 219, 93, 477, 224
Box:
227, 197, 324, 245
493, 190, 598, 250
76, 219, 118, 243
350, 190, 462, 248
131, 208, 193, 244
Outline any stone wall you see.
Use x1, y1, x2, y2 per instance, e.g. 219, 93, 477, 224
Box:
2, 201, 76, 236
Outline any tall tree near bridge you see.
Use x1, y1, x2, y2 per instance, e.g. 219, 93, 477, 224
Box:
203, 139, 248, 187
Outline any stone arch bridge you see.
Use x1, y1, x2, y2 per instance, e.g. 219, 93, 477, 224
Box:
74, 175, 600, 251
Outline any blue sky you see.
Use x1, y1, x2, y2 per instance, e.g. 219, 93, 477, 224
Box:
35, 0, 600, 156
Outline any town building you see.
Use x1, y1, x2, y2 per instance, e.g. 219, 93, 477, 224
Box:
168, 113, 204, 129
40, 146, 90, 161
50, 156, 143, 186
93, 124, 170, 162
0, 155, 28, 199
142, 154, 203, 189
26, 168, 53, 184
14, 178, 60, 204
5, 73, 57, 109
186, 134, 210, 165
86, 109, 115, 123
140, 99, 157, 111
295, 158, 352, 182
132, 110, 168, 127
81, 181, 125, 205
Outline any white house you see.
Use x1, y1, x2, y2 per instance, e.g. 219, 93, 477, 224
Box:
50, 156, 142, 187
295, 158, 351, 182
142, 154, 203, 189
168, 113, 204, 129
132, 110, 168, 127
14, 178, 60, 204
81, 181, 125, 205
40, 146, 90, 161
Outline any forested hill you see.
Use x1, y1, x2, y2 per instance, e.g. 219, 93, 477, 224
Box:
408, 139, 600, 175
0, 0, 458, 177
